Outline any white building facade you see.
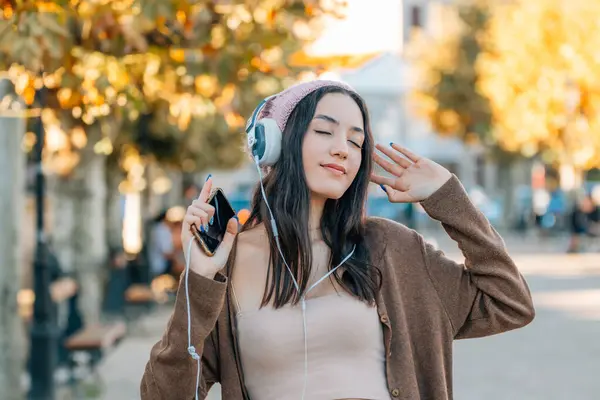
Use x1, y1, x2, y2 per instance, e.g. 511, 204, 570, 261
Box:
338, 51, 480, 190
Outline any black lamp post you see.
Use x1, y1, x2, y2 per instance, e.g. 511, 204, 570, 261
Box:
28, 85, 58, 400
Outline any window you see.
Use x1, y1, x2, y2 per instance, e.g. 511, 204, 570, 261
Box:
410, 5, 422, 28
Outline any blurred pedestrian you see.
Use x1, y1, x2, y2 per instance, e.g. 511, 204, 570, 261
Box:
141, 80, 535, 400
184, 182, 201, 204
102, 245, 129, 317
166, 206, 186, 278
567, 195, 595, 253
148, 210, 175, 278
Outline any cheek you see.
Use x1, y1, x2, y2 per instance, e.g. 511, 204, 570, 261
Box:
301, 134, 319, 164
346, 152, 362, 180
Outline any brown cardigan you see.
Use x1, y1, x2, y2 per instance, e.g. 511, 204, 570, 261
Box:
140, 175, 535, 400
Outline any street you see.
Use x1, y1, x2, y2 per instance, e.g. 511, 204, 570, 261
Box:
454, 258, 600, 400
97, 235, 600, 400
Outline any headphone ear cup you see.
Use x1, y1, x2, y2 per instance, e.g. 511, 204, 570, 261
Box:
252, 118, 282, 167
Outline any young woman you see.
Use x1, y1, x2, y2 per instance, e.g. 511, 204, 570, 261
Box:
141, 80, 535, 400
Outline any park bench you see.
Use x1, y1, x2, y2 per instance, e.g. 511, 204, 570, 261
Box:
63, 321, 127, 388
125, 283, 156, 304
123, 283, 159, 332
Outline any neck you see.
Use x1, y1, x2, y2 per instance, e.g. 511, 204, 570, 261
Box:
309, 194, 326, 240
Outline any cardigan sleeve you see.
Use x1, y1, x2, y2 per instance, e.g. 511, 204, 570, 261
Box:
417, 175, 535, 339
140, 270, 227, 399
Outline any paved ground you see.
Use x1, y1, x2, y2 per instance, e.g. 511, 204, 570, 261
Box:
96, 233, 600, 399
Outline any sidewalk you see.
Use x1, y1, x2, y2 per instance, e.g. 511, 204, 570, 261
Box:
97, 233, 600, 400
98, 307, 221, 400
97, 310, 165, 399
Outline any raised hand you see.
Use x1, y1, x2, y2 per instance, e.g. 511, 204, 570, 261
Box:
181, 176, 238, 279
371, 143, 452, 203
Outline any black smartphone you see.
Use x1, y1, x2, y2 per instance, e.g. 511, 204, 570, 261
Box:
191, 188, 237, 256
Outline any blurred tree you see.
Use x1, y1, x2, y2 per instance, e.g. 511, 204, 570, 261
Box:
409, 0, 600, 173
0, 0, 343, 329
407, 0, 493, 147
406, 0, 527, 224
0, 0, 343, 171
477, 0, 600, 180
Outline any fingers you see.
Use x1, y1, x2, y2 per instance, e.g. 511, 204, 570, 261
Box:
373, 152, 404, 176
186, 203, 214, 231
389, 142, 421, 163
370, 173, 396, 187
375, 144, 412, 169
188, 207, 209, 220
187, 178, 216, 231
217, 218, 239, 255
191, 200, 215, 219
184, 215, 203, 229
371, 172, 411, 194
371, 176, 415, 203
198, 176, 213, 203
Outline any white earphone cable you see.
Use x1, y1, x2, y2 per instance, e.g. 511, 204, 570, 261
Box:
185, 237, 201, 400
252, 155, 355, 400
253, 156, 300, 292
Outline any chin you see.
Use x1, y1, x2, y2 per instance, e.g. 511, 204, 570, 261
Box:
311, 184, 348, 200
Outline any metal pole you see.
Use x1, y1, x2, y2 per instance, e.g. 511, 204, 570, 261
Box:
28, 85, 58, 400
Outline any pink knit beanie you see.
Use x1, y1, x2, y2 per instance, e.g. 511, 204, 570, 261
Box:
255, 79, 357, 133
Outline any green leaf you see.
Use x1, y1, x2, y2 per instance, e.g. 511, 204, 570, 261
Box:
37, 12, 70, 38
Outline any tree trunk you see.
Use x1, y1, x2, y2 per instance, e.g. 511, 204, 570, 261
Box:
72, 125, 108, 325
48, 179, 75, 274
0, 92, 27, 399
50, 124, 108, 325
106, 161, 124, 252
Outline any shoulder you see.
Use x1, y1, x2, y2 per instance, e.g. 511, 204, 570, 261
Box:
236, 224, 269, 252
363, 216, 423, 259
362, 217, 435, 284
364, 216, 418, 242
228, 224, 271, 306
231, 224, 271, 273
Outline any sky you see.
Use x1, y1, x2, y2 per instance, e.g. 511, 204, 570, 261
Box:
307, 0, 402, 56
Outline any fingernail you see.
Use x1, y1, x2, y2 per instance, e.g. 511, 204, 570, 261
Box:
204, 223, 209, 232
205, 174, 212, 182
380, 184, 387, 193
389, 142, 394, 147
209, 216, 214, 225
200, 225, 205, 233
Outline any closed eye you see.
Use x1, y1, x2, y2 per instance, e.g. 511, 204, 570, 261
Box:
349, 140, 362, 149
316, 129, 362, 148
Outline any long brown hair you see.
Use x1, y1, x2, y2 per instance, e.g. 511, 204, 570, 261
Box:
241, 86, 382, 308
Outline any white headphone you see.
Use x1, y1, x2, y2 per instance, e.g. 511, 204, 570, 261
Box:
245, 95, 282, 167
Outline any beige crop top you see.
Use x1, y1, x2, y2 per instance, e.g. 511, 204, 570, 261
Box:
232, 287, 391, 400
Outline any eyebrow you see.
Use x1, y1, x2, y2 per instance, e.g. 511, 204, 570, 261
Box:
314, 114, 364, 134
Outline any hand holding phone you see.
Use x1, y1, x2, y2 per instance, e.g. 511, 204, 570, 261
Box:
181, 177, 238, 279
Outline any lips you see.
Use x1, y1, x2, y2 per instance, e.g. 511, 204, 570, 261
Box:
321, 163, 346, 175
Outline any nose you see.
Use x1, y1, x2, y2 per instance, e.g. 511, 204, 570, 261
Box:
330, 133, 349, 160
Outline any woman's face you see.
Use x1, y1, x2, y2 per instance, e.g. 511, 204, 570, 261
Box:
301, 93, 365, 200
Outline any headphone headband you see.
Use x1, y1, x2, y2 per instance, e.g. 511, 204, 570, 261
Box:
245, 95, 276, 134
245, 80, 356, 167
